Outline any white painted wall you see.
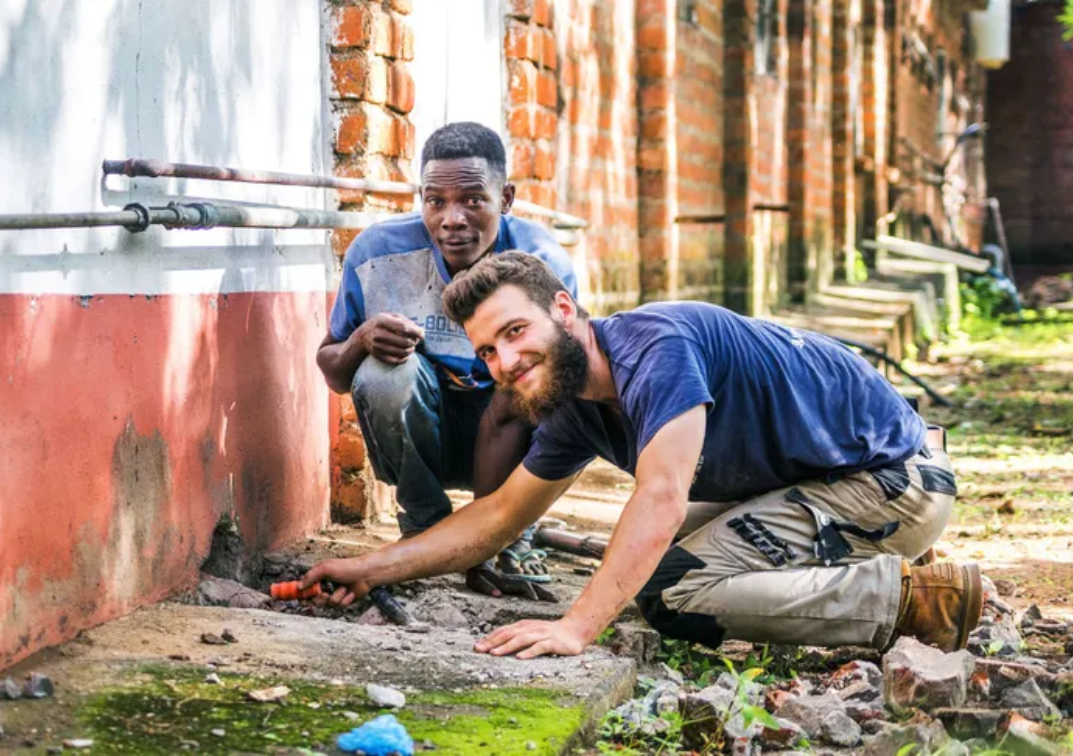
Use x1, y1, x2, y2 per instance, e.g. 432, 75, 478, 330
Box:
0, 0, 332, 295
409, 0, 505, 179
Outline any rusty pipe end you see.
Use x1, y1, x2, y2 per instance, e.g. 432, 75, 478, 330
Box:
101, 158, 165, 178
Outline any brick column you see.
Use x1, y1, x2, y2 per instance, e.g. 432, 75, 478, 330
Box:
787, 0, 835, 298
859, 0, 889, 244
830, 0, 857, 278
505, 0, 559, 208
636, 0, 678, 301
722, 0, 755, 313
786, 0, 811, 301
327, 0, 417, 522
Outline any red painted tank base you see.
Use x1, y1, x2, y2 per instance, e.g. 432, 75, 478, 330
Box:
0, 291, 330, 669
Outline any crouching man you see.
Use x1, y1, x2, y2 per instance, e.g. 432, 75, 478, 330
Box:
304, 252, 982, 658
316, 123, 576, 598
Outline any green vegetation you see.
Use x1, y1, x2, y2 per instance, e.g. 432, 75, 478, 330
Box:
77, 664, 585, 755
595, 641, 804, 755
1061, 0, 1073, 40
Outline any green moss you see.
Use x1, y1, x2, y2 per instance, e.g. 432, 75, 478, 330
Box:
77, 665, 585, 755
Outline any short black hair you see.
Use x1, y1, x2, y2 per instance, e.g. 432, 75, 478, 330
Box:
420, 122, 507, 183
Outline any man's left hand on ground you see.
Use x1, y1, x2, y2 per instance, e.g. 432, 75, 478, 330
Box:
474, 618, 590, 659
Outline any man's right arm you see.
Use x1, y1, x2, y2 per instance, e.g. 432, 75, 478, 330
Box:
316, 331, 369, 395
300, 465, 576, 605
316, 314, 426, 395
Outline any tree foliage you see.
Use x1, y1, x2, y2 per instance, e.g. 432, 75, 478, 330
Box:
1061, 0, 1073, 41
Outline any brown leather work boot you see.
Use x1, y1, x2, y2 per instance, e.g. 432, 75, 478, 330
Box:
895, 561, 983, 652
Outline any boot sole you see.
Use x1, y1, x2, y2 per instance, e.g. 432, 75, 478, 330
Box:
956, 563, 984, 651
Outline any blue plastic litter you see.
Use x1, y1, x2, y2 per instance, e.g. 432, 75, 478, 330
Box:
336, 714, 415, 756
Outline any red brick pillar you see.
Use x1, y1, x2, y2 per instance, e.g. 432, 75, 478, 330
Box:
327, 0, 417, 522
636, 0, 678, 301
722, 0, 756, 313
786, 0, 812, 301
505, 0, 559, 208
859, 0, 889, 243
830, 0, 857, 278
787, 0, 835, 298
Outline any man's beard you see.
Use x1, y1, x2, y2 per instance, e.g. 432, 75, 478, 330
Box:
508, 324, 590, 424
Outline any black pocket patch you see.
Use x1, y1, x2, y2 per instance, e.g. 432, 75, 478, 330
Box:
869, 463, 910, 501
918, 465, 958, 496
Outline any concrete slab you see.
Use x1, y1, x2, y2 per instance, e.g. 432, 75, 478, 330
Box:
0, 602, 637, 755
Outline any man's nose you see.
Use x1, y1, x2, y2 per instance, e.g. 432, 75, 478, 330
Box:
498, 342, 521, 376
441, 203, 468, 228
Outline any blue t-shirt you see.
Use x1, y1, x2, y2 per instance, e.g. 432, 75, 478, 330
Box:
329, 213, 577, 389
523, 302, 927, 501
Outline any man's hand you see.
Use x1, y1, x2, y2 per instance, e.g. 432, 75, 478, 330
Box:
474, 618, 590, 660
300, 558, 373, 608
465, 562, 558, 602
357, 313, 425, 364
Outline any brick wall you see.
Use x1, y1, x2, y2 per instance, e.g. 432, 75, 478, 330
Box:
987, 1, 1073, 265
555, 0, 640, 313
830, 0, 859, 277
505, 0, 560, 210
636, 0, 678, 302
886, 0, 986, 248
675, 0, 725, 303
787, 0, 835, 298
327, 0, 418, 521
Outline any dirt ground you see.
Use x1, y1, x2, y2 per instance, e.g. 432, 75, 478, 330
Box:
916, 318, 1073, 616
2, 314, 1069, 755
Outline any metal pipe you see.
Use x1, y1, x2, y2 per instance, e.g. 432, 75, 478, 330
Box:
103, 158, 418, 196
0, 210, 151, 230
103, 157, 590, 229
533, 528, 608, 559
0, 201, 384, 232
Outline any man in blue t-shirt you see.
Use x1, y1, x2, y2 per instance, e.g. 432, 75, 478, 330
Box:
305, 253, 982, 658
316, 124, 576, 599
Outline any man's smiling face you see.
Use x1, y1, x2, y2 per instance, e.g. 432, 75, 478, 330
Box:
421, 157, 515, 276
465, 284, 590, 422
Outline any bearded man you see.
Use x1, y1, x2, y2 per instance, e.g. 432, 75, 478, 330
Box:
303, 252, 982, 659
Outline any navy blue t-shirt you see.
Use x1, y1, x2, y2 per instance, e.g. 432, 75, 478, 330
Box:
522, 302, 926, 502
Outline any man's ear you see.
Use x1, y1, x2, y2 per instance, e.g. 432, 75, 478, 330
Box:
551, 290, 578, 325
500, 182, 516, 215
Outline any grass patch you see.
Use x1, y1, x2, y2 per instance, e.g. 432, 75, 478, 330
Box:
77, 665, 585, 755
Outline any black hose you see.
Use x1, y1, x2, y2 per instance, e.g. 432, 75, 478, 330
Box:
836, 337, 952, 408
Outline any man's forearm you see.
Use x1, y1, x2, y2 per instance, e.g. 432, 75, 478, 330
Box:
562, 486, 685, 639
317, 333, 367, 394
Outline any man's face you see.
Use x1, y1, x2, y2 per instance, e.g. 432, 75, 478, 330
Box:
421, 157, 515, 275
466, 285, 590, 422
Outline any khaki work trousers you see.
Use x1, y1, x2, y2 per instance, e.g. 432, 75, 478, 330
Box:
636, 447, 957, 650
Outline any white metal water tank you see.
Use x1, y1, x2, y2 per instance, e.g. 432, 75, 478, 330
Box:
970, 0, 1011, 69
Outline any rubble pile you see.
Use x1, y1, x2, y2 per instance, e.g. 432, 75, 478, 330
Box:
599, 574, 1073, 754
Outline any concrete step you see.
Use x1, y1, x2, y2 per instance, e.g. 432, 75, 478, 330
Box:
822, 279, 941, 346
875, 256, 962, 333
0, 603, 637, 755
809, 291, 918, 349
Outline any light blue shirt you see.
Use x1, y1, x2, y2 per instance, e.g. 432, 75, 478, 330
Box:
329, 213, 577, 389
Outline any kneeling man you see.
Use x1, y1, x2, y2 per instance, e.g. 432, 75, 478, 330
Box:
304, 252, 981, 659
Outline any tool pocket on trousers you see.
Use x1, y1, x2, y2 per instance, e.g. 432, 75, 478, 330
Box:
726, 513, 797, 567
918, 465, 958, 496
786, 487, 899, 566
868, 462, 910, 501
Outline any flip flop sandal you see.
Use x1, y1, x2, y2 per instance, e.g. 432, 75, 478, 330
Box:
500, 548, 553, 583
